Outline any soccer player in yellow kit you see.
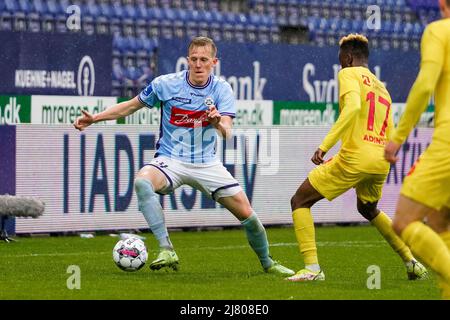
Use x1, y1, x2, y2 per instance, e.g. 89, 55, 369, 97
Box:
384, 0, 450, 299
287, 34, 428, 282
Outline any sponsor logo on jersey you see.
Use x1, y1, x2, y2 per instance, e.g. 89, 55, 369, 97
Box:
171, 96, 192, 104
363, 134, 386, 145
170, 106, 210, 128
190, 92, 206, 97
362, 75, 372, 86
142, 84, 153, 96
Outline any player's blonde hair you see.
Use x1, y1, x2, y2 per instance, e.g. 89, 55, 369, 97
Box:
339, 34, 369, 47
188, 37, 217, 57
339, 33, 369, 59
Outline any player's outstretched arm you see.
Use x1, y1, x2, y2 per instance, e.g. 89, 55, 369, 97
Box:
385, 62, 442, 164
73, 96, 144, 131
388, 25, 444, 155
390, 61, 442, 146
206, 105, 233, 139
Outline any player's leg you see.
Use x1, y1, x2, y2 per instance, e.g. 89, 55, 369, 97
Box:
217, 191, 295, 277
190, 161, 293, 276
427, 208, 450, 299
287, 178, 325, 281
394, 196, 450, 298
356, 197, 427, 279
393, 142, 450, 297
288, 158, 354, 281
134, 161, 179, 270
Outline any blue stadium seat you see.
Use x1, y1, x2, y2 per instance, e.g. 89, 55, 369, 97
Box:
125, 64, 141, 82
82, 15, 95, 35
159, 0, 172, 9
209, 10, 223, 42
205, 0, 220, 12
412, 22, 424, 38
85, 0, 100, 18
146, 8, 160, 38
172, 8, 187, 38
46, 0, 65, 16
350, 19, 364, 33
113, 33, 128, 55
379, 20, 390, 34
123, 4, 137, 19
4, 0, 18, 13
95, 16, 109, 35
159, 7, 175, 39
186, 9, 202, 39
111, 3, 125, 20
112, 57, 126, 89
7, 0, 25, 31
137, 35, 156, 56
234, 13, 248, 43
0, 11, 13, 31
198, 10, 212, 38
136, 61, 155, 88
17, 0, 34, 14
98, 1, 113, 19
124, 35, 138, 57
33, 0, 55, 33
135, 2, 149, 20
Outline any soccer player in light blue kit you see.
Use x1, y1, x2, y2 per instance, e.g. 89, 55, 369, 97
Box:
74, 37, 294, 276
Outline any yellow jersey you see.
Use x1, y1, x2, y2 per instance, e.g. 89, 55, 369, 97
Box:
392, 18, 450, 145
320, 66, 393, 174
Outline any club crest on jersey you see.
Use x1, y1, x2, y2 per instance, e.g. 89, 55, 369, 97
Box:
204, 97, 215, 107
170, 106, 210, 128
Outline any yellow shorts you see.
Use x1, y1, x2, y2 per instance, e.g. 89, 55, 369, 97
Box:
401, 139, 450, 211
308, 157, 387, 203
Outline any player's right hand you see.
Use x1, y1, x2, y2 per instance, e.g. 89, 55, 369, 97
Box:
73, 109, 95, 131
311, 148, 326, 165
384, 141, 400, 164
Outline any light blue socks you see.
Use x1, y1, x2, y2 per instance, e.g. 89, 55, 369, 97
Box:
134, 178, 173, 250
241, 213, 273, 269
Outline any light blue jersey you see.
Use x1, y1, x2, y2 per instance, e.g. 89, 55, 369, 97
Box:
138, 70, 236, 163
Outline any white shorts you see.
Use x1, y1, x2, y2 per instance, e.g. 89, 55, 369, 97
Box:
146, 156, 242, 200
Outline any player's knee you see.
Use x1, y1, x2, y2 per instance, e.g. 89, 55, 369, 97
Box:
134, 178, 156, 203
235, 198, 253, 218
357, 203, 377, 221
242, 205, 254, 218
290, 194, 305, 211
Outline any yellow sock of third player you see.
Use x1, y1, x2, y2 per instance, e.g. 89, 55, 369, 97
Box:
371, 211, 414, 262
292, 208, 318, 266
401, 221, 450, 285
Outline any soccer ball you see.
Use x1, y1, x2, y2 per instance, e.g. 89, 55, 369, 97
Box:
112, 237, 148, 272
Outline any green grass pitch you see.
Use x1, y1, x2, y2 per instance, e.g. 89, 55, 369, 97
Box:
0, 225, 439, 300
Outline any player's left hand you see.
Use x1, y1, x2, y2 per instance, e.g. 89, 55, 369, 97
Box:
206, 105, 221, 127
311, 148, 326, 165
384, 141, 401, 164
